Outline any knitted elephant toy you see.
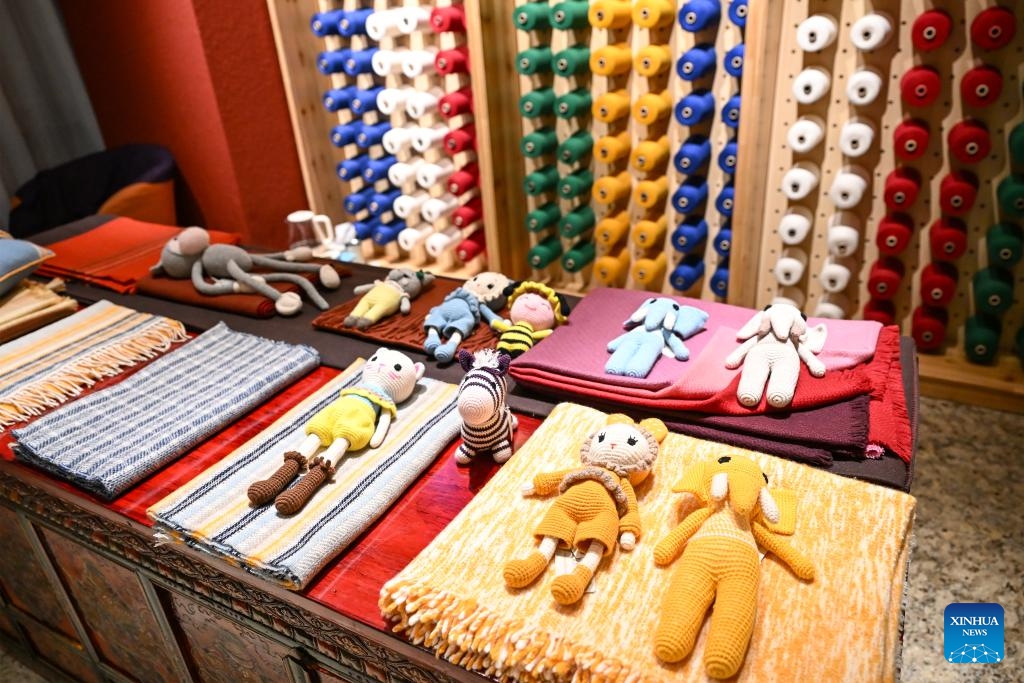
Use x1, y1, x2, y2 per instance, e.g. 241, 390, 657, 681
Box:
344, 268, 435, 329
724, 303, 828, 408
606, 298, 709, 377
653, 454, 814, 678
423, 271, 512, 362
503, 414, 667, 605
454, 348, 518, 465
246, 348, 425, 514
480, 281, 571, 358
150, 226, 341, 316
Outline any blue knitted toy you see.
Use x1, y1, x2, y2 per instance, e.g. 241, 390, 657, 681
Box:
606, 299, 708, 377
424, 272, 511, 362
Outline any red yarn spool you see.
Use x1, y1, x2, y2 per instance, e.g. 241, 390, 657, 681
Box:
862, 299, 896, 326
961, 65, 1003, 108
928, 217, 968, 261
899, 66, 941, 107
456, 231, 486, 262
938, 170, 978, 216
948, 119, 991, 164
452, 198, 483, 228
439, 87, 473, 118
867, 257, 905, 300
911, 9, 952, 51
435, 46, 470, 75
893, 119, 930, 161
883, 166, 921, 210
876, 213, 914, 256
444, 124, 476, 155
970, 7, 1017, 51
447, 163, 479, 195
430, 6, 466, 33
920, 262, 958, 307
912, 305, 948, 352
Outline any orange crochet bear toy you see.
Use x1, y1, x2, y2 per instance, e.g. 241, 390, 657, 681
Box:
503, 414, 668, 605
653, 454, 815, 679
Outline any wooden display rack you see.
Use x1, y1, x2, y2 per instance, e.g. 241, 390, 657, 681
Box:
733, 0, 1024, 411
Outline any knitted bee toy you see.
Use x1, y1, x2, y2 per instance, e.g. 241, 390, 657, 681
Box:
503, 415, 667, 605
480, 281, 570, 358
653, 454, 814, 679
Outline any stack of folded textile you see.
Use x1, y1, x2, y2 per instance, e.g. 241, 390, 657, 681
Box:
380, 402, 916, 682
0, 279, 77, 343
510, 289, 915, 490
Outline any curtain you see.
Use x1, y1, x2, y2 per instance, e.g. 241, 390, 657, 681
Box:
0, 0, 103, 221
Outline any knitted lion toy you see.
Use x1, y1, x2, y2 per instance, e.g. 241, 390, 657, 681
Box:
653, 454, 815, 679
503, 414, 668, 605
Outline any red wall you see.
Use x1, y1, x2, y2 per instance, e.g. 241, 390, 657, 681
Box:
59, 0, 305, 247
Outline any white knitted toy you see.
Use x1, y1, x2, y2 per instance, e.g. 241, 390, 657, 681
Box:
454, 349, 518, 464
724, 303, 827, 408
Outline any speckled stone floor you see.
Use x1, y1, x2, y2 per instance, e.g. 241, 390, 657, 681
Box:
0, 396, 1021, 682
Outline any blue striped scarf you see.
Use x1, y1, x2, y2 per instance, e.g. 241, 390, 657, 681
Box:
12, 323, 319, 500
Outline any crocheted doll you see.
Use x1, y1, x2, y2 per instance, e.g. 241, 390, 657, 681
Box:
480, 281, 570, 358
423, 271, 512, 363
246, 348, 424, 514
344, 268, 435, 329
454, 349, 518, 465
150, 226, 341, 316
606, 298, 709, 377
503, 414, 667, 605
725, 303, 828, 408
653, 454, 814, 678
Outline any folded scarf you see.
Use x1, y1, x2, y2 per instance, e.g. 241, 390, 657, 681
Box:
0, 278, 78, 344
12, 323, 319, 499
313, 276, 505, 356
380, 402, 917, 682
35, 217, 239, 293
148, 359, 460, 589
0, 300, 187, 429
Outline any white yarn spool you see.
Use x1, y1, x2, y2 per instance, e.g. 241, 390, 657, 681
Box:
421, 195, 459, 223
772, 288, 806, 309
376, 87, 414, 115
778, 206, 813, 245
814, 294, 850, 319
828, 166, 869, 209
819, 257, 853, 293
787, 116, 826, 153
792, 67, 831, 104
796, 14, 838, 52
365, 9, 403, 40
388, 159, 424, 186
839, 119, 876, 157
401, 49, 438, 78
405, 88, 443, 119
846, 68, 884, 105
411, 125, 450, 153
397, 225, 433, 251
781, 161, 820, 200
425, 228, 460, 257
826, 212, 862, 256
371, 49, 407, 76
773, 247, 808, 286
416, 159, 455, 189
850, 13, 893, 51
397, 7, 430, 34
393, 192, 430, 219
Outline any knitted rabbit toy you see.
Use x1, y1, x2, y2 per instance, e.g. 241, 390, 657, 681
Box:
246, 348, 424, 514
344, 268, 435, 329
480, 281, 570, 358
454, 349, 518, 465
606, 297, 709, 377
150, 226, 341, 316
423, 271, 512, 363
725, 303, 828, 408
653, 454, 814, 678
503, 415, 667, 605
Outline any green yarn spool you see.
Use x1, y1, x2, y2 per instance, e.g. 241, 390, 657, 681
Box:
964, 315, 1001, 365
559, 169, 594, 199
519, 88, 556, 118
562, 240, 596, 272
525, 203, 561, 232
973, 267, 1014, 316
986, 222, 1023, 268
996, 174, 1024, 219
1009, 122, 1024, 171
528, 235, 563, 268
552, 44, 590, 77
523, 166, 560, 196
520, 128, 558, 157
513, 4, 550, 31
515, 46, 553, 75
557, 131, 594, 164
1015, 326, 1024, 364
559, 205, 596, 238
551, 1, 591, 29
555, 89, 593, 119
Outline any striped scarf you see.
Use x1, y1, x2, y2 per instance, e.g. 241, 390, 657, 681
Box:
148, 360, 460, 590
12, 323, 319, 500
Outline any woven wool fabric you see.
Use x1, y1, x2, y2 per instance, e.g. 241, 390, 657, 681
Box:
0, 299, 187, 428
12, 323, 319, 500
380, 402, 916, 683
148, 359, 460, 589
0, 279, 77, 344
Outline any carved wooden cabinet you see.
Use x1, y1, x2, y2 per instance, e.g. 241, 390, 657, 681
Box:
0, 463, 479, 683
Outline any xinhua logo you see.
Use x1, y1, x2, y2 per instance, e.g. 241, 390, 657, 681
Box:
944, 603, 1004, 664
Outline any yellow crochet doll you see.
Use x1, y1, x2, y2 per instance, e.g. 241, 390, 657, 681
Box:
503, 414, 667, 605
653, 454, 815, 679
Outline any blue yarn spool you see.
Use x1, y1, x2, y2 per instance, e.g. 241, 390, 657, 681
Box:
728, 0, 748, 28
323, 86, 357, 112
317, 49, 351, 75
339, 8, 373, 37
672, 177, 709, 214
679, 0, 721, 32
350, 87, 385, 115
721, 94, 742, 128
674, 90, 715, 125
330, 122, 362, 147
356, 121, 391, 148
310, 9, 345, 36
710, 265, 730, 297
672, 218, 709, 253
369, 189, 401, 216
344, 187, 376, 214
353, 218, 381, 240
362, 155, 397, 182
343, 48, 379, 76
716, 183, 736, 216
670, 257, 706, 291
713, 225, 732, 256
717, 140, 739, 173
336, 155, 369, 181
674, 135, 712, 173
373, 220, 407, 246
724, 43, 745, 77
676, 44, 716, 81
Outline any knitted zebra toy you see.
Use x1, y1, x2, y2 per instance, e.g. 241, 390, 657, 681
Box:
454, 349, 518, 465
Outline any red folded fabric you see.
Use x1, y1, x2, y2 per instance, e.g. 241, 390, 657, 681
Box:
865, 325, 914, 460
37, 217, 239, 293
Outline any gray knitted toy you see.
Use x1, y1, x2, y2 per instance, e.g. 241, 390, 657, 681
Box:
344, 268, 435, 329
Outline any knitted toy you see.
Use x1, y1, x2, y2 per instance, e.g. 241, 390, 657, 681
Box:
503, 414, 668, 605
344, 268, 435, 329
246, 348, 424, 514
653, 454, 814, 678
454, 349, 518, 465
423, 271, 512, 363
606, 298, 709, 377
725, 303, 828, 408
150, 226, 341, 316
480, 281, 570, 358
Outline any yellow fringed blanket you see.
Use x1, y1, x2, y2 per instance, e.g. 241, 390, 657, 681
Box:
380, 402, 916, 682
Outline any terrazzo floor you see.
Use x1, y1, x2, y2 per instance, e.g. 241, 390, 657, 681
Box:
1, 396, 1021, 682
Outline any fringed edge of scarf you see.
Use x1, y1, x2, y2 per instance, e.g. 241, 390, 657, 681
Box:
864, 326, 913, 462
379, 578, 650, 683
0, 317, 188, 430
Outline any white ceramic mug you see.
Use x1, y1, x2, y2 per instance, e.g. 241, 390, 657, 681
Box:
286, 210, 332, 248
